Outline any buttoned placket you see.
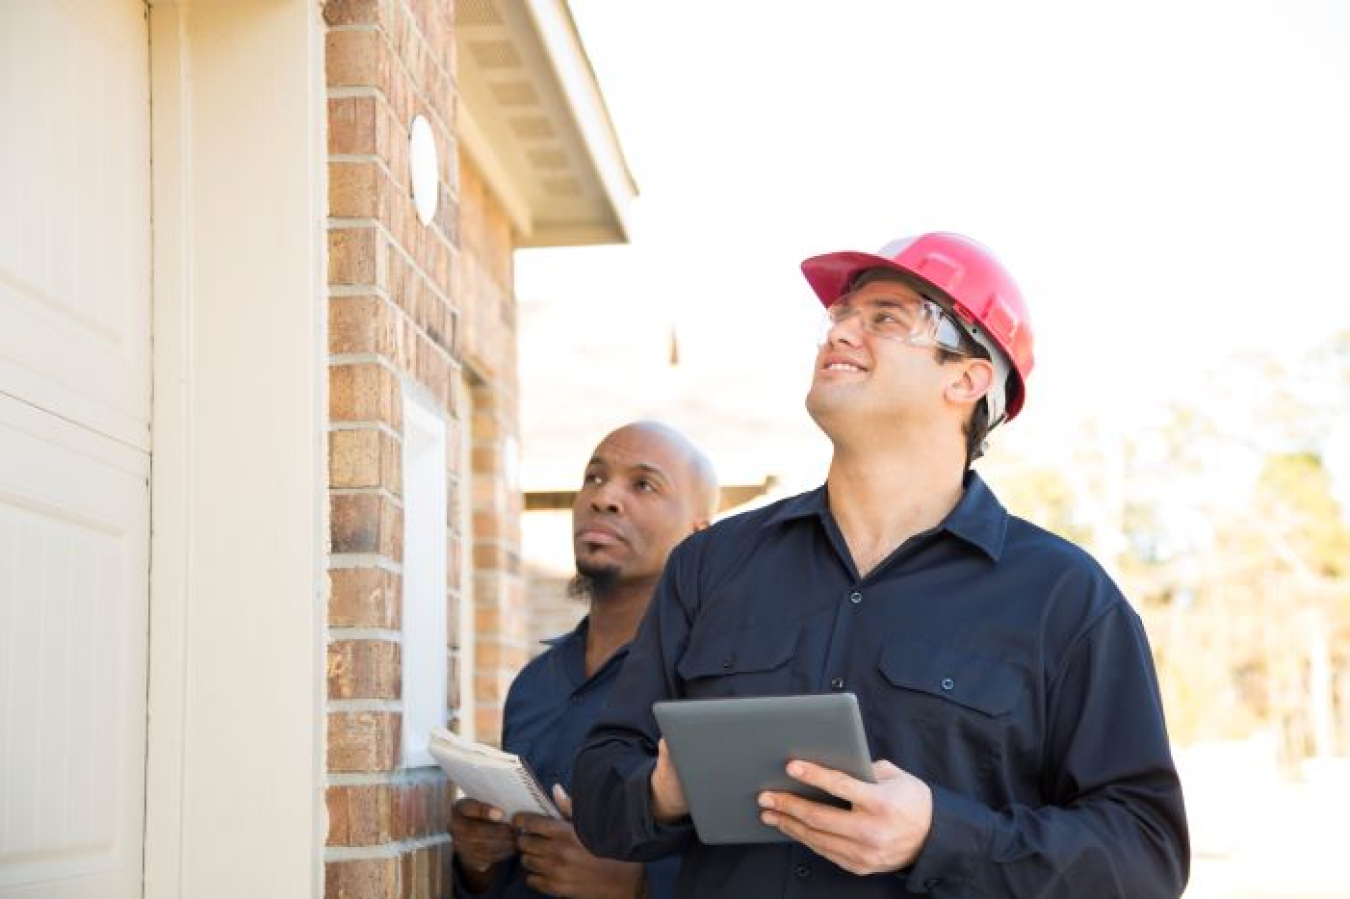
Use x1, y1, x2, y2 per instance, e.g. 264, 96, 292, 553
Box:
815, 510, 930, 696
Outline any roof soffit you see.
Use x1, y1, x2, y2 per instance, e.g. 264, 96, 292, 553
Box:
456, 0, 637, 247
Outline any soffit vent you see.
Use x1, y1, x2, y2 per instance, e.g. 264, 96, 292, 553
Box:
509, 116, 556, 140
458, 0, 503, 28
489, 81, 539, 106
468, 39, 522, 69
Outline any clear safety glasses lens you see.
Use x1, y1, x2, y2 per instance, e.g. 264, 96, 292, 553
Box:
818, 294, 972, 355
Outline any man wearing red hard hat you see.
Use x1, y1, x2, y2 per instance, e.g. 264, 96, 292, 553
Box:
574, 233, 1189, 897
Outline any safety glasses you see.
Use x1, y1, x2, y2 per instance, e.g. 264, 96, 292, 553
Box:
818, 292, 973, 355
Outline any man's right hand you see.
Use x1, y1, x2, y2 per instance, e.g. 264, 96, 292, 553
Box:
449, 797, 516, 892
649, 737, 689, 823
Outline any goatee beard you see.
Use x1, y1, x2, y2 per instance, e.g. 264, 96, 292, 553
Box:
569, 566, 620, 603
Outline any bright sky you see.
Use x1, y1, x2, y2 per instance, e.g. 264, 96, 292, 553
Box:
517, 0, 1350, 492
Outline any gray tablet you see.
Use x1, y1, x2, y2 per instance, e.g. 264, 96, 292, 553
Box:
652, 692, 875, 845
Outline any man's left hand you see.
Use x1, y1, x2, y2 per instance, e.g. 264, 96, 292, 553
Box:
757, 759, 933, 876
513, 785, 646, 899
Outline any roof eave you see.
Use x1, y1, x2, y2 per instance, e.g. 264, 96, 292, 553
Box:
456, 0, 637, 248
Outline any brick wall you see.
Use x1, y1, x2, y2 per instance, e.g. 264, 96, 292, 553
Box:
324, 0, 467, 895
458, 153, 530, 742
322, 1, 530, 895
525, 563, 584, 651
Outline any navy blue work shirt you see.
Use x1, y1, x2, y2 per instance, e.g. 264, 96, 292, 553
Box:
454, 617, 681, 899
573, 473, 1189, 898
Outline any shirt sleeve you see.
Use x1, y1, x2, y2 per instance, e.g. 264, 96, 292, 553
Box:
572, 538, 700, 862
641, 854, 682, 899
902, 601, 1190, 897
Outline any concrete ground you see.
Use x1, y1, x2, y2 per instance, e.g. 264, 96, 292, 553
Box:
1178, 740, 1350, 898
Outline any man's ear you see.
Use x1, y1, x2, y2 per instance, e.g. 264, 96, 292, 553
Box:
946, 357, 994, 407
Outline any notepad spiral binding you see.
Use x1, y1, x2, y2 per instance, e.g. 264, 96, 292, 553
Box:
517, 759, 556, 815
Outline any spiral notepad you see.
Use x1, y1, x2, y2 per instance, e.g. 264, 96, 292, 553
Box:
428, 727, 561, 819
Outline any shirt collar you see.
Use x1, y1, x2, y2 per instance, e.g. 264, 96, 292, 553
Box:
541, 614, 590, 650
539, 614, 635, 685
760, 485, 829, 529
761, 471, 1008, 562
943, 471, 1008, 561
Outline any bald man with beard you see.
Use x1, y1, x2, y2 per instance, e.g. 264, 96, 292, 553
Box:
450, 422, 718, 899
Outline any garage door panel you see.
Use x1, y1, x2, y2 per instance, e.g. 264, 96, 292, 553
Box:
0, 0, 150, 451
0, 396, 148, 897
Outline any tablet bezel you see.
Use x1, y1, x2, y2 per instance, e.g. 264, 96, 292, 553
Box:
652, 692, 875, 845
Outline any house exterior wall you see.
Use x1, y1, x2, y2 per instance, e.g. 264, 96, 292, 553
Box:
459, 152, 532, 741
144, 2, 329, 896
321, 2, 528, 896
526, 561, 585, 650
323, 0, 462, 894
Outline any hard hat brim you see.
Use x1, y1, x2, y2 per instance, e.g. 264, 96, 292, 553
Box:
800, 250, 919, 308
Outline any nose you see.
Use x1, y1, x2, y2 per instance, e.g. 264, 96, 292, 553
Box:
820, 308, 863, 347
590, 480, 622, 514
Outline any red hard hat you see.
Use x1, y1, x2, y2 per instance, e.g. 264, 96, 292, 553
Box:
800, 232, 1035, 422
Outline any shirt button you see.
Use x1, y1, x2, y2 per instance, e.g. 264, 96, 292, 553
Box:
849, 591, 863, 604
721, 655, 734, 669
829, 677, 845, 691
940, 677, 955, 691
794, 863, 811, 879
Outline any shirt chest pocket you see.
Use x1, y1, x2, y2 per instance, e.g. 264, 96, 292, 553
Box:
676, 622, 802, 699
874, 643, 1029, 795
877, 641, 1023, 717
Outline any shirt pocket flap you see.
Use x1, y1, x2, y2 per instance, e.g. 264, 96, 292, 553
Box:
676, 622, 799, 680
878, 642, 1021, 717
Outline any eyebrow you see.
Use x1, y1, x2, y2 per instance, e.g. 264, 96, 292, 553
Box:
629, 462, 672, 482
840, 292, 919, 306
587, 458, 673, 482
834, 295, 917, 314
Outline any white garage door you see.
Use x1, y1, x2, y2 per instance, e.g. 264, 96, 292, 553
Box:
0, 1, 151, 897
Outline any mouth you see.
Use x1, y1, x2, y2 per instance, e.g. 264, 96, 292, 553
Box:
575, 523, 625, 547
819, 355, 869, 374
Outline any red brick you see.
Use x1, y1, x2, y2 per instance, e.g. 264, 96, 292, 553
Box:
328, 639, 401, 700
471, 541, 510, 571
473, 706, 503, 746
330, 363, 400, 428
391, 780, 451, 841
326, 783, 394, 846
399, 844, 440, 899
329, 227, 379, 285
397, 842, 453, 899
331, 492, 402, 560
325, 857, 397, 899
329, 294, 394, 356
329, 428, 401, 495
473, 640, 524, 670
329, 567, 400, 629
330, 428, 378, 488
328, 711, 400, 773
329, 95, 380, 156
326, 28, 384, 88
323, 0, 383, 28
330, 161, 383, 220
